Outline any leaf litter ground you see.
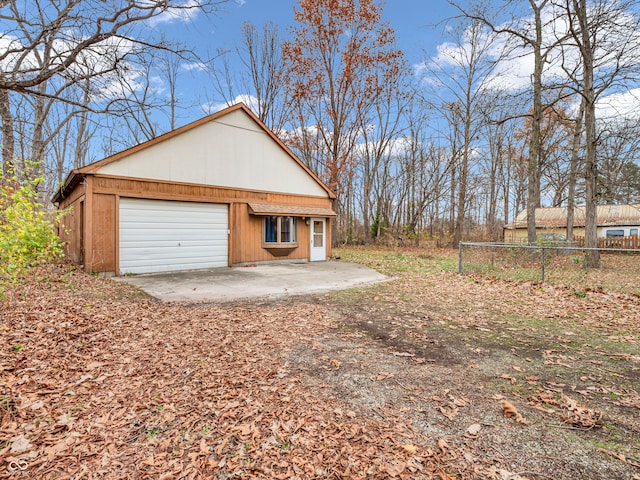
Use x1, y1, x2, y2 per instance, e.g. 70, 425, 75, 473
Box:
1, 248, 639, 479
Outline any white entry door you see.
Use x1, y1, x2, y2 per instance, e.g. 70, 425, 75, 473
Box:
310, 218, 326, 262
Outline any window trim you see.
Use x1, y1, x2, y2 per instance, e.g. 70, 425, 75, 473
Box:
605, 229, 625, 238
262, 215, 298, 247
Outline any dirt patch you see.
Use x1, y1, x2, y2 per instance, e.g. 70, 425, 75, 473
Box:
287, 272, 640, 479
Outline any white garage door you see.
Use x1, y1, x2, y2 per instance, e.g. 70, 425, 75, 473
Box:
119, 198, 228, 274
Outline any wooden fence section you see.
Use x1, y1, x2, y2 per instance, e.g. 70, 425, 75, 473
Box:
575, 235, 640, 249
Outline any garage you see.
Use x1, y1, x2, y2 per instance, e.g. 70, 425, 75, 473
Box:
119, 198, 228, 274
54, 104, 335, 275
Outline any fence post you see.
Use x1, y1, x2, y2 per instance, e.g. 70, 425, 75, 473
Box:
458, 242, 463, 275
541, 247, 546, 282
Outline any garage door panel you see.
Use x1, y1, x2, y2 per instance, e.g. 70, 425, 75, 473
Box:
121, 240, 227, 248
120, 232, 227, 243
119, 246, 228, 258
119, 198, 228, 274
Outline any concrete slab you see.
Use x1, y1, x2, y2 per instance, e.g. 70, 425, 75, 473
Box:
113, 261, 388, 303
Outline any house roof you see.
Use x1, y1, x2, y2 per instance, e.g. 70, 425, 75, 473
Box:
53, 103, 335, 203
248, 203, 336, 217
504, 204, 640, 229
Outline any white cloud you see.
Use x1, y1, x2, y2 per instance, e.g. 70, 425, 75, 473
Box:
276, 125, 325, 150
421, 4, 640, 94
0, 34, 41, 73
148, 0, 202, 26
201, 94, 260, 115
181, 61, 207, 72
0, 33, 151, 103
354, 135, 414, 159
596, 88, 640, 120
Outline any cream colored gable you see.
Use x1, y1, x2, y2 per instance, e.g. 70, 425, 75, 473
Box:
97, 109, 328, 197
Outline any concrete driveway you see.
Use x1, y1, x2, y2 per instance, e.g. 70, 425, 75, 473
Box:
113, 261, 387, 303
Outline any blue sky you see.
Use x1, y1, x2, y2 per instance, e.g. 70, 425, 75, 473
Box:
155, 0, 640, 126
156, 0, 461, 123
207, 0, 459, 62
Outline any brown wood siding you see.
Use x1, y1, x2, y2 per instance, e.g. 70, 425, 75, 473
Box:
92, 175, 333, 267
58, 196, 84, 264
62, 174, 333, 273
57, 181, 87, 266
231, 203, 313, 265
89, 193, 116, 273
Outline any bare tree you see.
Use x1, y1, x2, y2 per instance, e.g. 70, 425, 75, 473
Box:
423, 17, 504, 246
396, 105, 455, 242
357, 59, 409, 241
454, 0, 571, 243
0, 89, 14, 176
0, 0, 222, 95
480, 90, 520, 239
0, 0, 228, 180
556, 0, 640, 266
158, 47, 184, 132
210, 21, 287, 131
566, 97, 585, 241
597, 118, 640, 203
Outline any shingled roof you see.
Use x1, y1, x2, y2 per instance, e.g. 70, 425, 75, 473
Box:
504, 204, 640, 229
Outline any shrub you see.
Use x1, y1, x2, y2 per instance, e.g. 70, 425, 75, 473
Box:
370, 211, 386, 240
0, 168, 66, 298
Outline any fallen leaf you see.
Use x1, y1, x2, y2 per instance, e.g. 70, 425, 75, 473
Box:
383, 461, 406, 476
498, 469, 529, 480
500, 373, 517, 384
45, 438, 73, 461
437, 438, 449, 452
86, 361, 105, 370
56, 413, 74, 426
466, 423, 482, 436
500, 400, 528, 425
200, 438, 209, 454
560, 395, 601, 429
402, 444, 418, 454
10, 435, 32, 453
435, 405, 459, 420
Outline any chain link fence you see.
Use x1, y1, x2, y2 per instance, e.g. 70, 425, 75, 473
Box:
458, 242, 640, 293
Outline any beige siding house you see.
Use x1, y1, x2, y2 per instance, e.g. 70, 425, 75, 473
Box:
503, 205, 640, 242
53, 103, 336, 275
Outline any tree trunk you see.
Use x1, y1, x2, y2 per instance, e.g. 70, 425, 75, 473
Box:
526, 0, 546, 244
0, 89, 14, 177
454, 128, 470, 247
566, 98, 585, 242
31, 83, 47, 202
575, 0, 600, 267
449, 163, 457, 235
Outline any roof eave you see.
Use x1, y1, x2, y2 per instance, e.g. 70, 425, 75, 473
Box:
52, 170, 84, 204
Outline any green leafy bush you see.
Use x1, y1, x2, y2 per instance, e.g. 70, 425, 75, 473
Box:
0, 169, 66, 298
